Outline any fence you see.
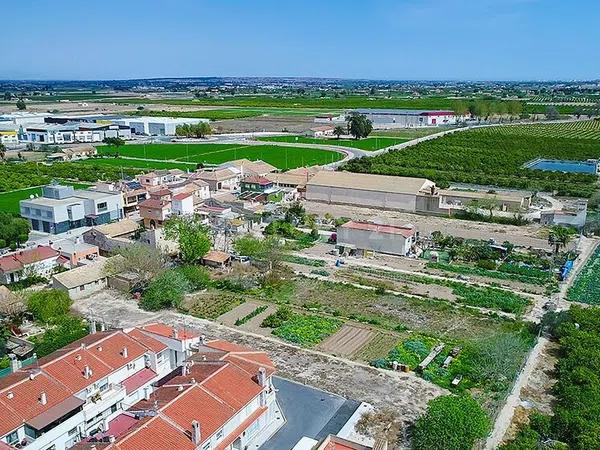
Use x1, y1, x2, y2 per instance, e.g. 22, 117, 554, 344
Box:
0, 354, 38, 379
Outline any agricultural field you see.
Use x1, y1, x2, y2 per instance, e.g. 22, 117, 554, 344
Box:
0, 183, 91, 214
258, 135, 409, 151
182, 289, 245, 319
486, 119, 600, 140
344, 121, 600, 197
317, 324, 374, 357
95, 143, 343, 169
78, 157, 195, 171
567, 244, 600, 304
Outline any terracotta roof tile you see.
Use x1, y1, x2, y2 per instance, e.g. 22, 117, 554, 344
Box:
87, 332, 148, 370
42, 348, 113, 393
141, 323, 200, 340
126, 328, 168, 353
114, 416, 194, 450
201, 364, 263, 410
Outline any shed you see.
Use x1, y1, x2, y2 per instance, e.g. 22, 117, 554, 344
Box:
51, 257, 116, 299
201, 250, 231, 268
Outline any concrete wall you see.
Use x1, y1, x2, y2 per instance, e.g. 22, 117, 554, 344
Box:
306, 185, 417, 212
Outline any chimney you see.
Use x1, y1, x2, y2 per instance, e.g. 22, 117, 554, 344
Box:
182, 362, 188, 376
83, 365, 93, 379
99, 322, 106, 332
257, 367, 267, 388
39, 391, 47, 405
8, 354, 20, 372
200, 334, 206, 345
122, 347, 128, 358
191, 420, 201, 445
89, 319, 97, 334
172, 329, 179, 339
144, 388, 151, 401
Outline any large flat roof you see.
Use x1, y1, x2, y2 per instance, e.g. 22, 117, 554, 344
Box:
352, 108, 454, 116
307, 171, 433, 196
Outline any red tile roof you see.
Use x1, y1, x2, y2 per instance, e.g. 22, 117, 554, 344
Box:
215, 406, 267, 450
42, 348, 113, 393
201, 364, 263, 410
138, 199, 170, 210
86, 332, 147, 371
126, 328, 168, 353
141, 323, 200, 340
340, 220, 415, 238
114, 416, 194, 450
172, 192, 193, 201
0, 246, 59, 273
242, 175, 272, 185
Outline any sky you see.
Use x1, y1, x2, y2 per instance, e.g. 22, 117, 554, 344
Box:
1, 0, 599, 81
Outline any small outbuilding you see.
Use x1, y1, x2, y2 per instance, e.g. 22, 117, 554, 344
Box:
336, 220, 417, 257
51, 257, 114, 299
201, 250, 231, 269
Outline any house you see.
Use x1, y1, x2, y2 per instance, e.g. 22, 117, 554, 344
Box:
192, 168, 240, 192
306, 171, 438, 214
51, 256, 114, 299
95, 181, 149, 216
240, 175, 274, 193
0, 322, 206, 450
136, 169, 186, 188
52, 238, 99, 268
350, 109, 457, 128
540, 201, 588, 230
139, 199, 171, 229
201, 250, 232, 269
172, 192, 194, 216
336, 221, 417, 257
266, 166, 321, 190
20, 184, 124, 234
46, 144, 97, 162
308, 125, 335, 137
82, 219, 140, 256
0, 246, 59, 285
168, 179, 210, 202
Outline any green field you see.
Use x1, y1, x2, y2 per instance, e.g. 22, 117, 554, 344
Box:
344, 121, 600, 197
0, 183, 91, 214
567, 245, 600, 304
78, 157, 195, 171
95, 143, 343, 169
119, 106, 342, 120
257, 135, 409, 151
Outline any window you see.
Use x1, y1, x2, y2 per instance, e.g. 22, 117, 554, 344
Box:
216, 429, 223, 440
6, 430, 18, 444
202, 443, 211, 450
111, 404, 118, 414
97, 202, 108, 211
79, 285, 85, 291
68, 427, 79, 436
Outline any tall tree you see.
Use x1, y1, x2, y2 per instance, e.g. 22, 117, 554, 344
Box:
347, 113, 373, 140
104, 244, 167, 290
16, 99, 26, 110
547, 225, 575, 254
164, 215, 212, 263
333, 125, 345, 139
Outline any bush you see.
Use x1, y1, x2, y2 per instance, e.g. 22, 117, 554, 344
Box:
27, 289, 72, 323
261, 305, 293, 328
476, 259, 497, 270
31, 315, 88, 357
234, 305, 268, 326
412, 394, 491, 450
176, 265, 211, 291
140, 270, 190, 311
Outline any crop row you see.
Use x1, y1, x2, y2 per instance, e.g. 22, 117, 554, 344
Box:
567, 245, 600, 304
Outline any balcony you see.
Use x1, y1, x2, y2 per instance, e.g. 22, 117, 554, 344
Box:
82, 383, 126, 420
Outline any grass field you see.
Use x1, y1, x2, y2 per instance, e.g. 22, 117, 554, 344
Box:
0, 183, 91, 214
257, 135, 409, 151
119, 107, 341, 120
344, 121, 600, 197
78, 157, 195, 171
96, 143, 343, 169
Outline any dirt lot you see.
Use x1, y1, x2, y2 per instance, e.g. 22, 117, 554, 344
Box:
317, 324, 374, 357
212, 115, 315, 134
305, 201, 551, 249
74, 290, 445, 437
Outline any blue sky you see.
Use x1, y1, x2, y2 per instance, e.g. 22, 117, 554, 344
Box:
2, 0, 599, 81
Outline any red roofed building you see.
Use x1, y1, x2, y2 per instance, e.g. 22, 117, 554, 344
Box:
138, 198, 171, 229
0, 323, 203, 450
336, 220, 417, 257
71, 337, 278, 450
0, 246, 60, 285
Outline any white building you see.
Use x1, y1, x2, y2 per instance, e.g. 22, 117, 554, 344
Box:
20, 184, 124, 234
351, 108, 457, 128
114, 116, 209, 136
0, 246, 60, 285
336, 220, 417, 257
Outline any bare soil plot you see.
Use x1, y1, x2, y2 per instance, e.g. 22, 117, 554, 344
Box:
351, 332, 400, 363
217, 301, 263, 326
317, 324, 374, 357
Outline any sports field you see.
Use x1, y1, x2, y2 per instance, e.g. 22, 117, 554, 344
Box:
257, 135, 409, 151
95, 143, 343, 169
0, 183, 91, 214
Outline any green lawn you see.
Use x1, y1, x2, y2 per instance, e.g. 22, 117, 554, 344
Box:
96, 143, 343, 169
78, 158, 195, 171
0, 183, 91, 214
258, 135, 409, 151
122, 107, 342, 120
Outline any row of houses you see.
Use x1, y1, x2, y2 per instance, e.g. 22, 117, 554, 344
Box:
0, 323, 279, 450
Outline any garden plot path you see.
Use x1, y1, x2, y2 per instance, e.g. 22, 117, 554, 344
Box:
216, 301, 276, 336
74, 290, 445, 436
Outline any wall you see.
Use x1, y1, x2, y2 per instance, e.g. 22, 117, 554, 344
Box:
306, 185, 417, 212
337, 227, 411, 256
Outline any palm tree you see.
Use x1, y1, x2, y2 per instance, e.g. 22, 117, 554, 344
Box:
0, 143, 6, 161
547, 225, 575, 254
333, 125, 345, 139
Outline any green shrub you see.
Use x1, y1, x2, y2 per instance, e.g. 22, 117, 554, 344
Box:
476, 259, 497, 270
140, 270, 190, 311
176, 265, 211, 291
27, 289, 72, 323
234, 305, 268, 326
31, 315, 88, 357
412, 394, 491, 450
261, 305, 293, 328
